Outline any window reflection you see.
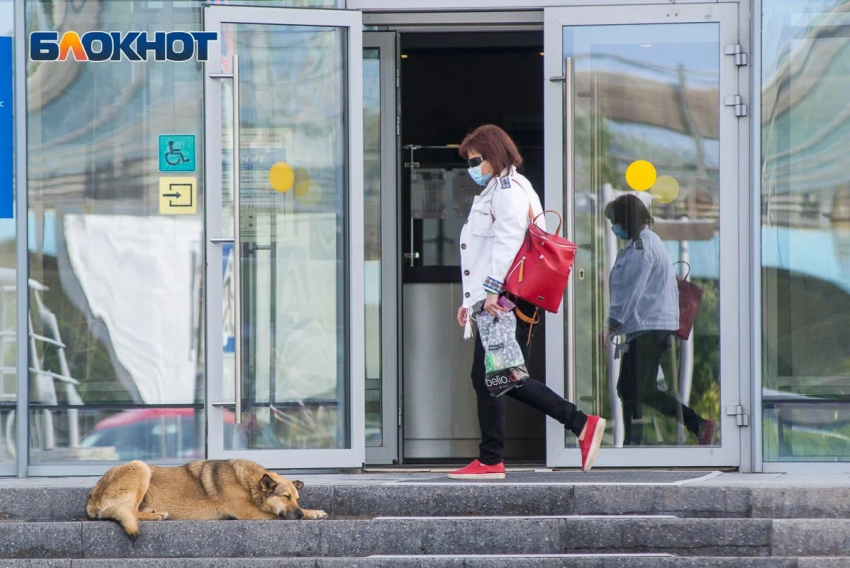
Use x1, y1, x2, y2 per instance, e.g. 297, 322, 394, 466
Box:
364, 48, 383, 447
23, 0, 340, 466
762, 0, 850, 461
565, 23, 721, 447
0, 0, 15, 466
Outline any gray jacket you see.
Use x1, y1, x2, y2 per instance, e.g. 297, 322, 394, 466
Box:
606, 226, 679, 339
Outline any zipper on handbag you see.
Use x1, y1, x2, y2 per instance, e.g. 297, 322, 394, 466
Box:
506, 256, 526, 284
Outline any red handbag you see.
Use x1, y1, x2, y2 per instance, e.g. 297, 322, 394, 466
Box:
503, 211, 578, 314
673, 261, 703, 341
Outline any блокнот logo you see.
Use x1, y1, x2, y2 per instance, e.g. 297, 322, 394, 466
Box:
29, 31, 218, 62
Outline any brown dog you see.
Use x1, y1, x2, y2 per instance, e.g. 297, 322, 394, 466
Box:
86, 459, 327, 537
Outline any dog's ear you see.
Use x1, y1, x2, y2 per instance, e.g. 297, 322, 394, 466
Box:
292, 480, 304, 490
260, 474, 278, 493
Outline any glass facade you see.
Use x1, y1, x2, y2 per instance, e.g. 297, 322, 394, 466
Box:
22, 0, 335, 466
761, 0, 850, 462
563, 22, 722, 449
0, 0, 16, 469
4, 0, 850, 473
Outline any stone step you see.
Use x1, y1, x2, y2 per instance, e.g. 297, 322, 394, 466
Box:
2, 484, 850, 521
2, 557, 850, 568
3, 516, 850, 558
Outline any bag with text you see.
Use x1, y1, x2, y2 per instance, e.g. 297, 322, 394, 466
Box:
476, 310, 529, 397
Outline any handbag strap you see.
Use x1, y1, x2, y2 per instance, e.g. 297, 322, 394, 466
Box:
673, 260, 691, 280
531, 211, 563, 236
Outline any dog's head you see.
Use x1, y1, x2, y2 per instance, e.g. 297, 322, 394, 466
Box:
257, 472, 305, 520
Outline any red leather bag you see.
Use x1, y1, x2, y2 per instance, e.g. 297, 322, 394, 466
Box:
503, 211, 578, 314
673, 261, 703, 341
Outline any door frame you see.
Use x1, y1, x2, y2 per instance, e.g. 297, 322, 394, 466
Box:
363, 31, 401, 465
203, 4, 365, 469
543, 3, 745, 468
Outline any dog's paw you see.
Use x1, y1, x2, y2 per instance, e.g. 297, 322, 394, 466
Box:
302, 509, 328, 520
157, 512, 169, 520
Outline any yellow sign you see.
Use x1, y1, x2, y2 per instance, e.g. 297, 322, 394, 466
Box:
159, 177, 197, 214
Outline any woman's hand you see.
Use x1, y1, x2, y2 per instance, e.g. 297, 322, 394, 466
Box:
483, 293, 504, 317
457, 306, 468, 328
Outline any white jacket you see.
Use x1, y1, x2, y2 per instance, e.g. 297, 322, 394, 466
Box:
459, 167, 545, 338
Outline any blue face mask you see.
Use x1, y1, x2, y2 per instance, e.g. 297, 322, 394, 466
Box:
611, 223, 629, 240
468, 165, 493, 186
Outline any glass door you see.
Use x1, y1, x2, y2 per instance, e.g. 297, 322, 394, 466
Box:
544, 4, 742, 467
363, 31, 399, 464
204, 6, 364, 468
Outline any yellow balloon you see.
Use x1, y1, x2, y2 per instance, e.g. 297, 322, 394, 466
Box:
625, 160, 657, 191
293, 168, 310, 197
650, 175, 680, 204
269, 162, 295, 193
296, 182, 322, 207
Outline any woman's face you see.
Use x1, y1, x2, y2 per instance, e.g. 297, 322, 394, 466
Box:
466, 150, 492, 176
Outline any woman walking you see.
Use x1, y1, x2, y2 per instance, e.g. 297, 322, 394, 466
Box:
448, 124, 606, 479
601, 194, 718, 446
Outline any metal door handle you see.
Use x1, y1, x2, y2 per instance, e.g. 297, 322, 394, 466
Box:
210, 54, 242, 424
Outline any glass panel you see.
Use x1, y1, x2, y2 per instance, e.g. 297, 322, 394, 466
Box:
31, 407, 204, 462
0, 0, 15, 468
363, 47, 382, 447
564, 23, 721, 448
761, 1, 850, 461
220, 22, 349, 450
25, 0, 205, 464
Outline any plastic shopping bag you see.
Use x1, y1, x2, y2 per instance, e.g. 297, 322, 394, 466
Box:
476, 310, 529, 397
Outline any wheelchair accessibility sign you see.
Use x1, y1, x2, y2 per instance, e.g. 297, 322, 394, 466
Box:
159, 177, 196, 214
159, 134, 195, 172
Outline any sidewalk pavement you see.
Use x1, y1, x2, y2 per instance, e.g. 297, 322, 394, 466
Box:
0, 468, 848, 488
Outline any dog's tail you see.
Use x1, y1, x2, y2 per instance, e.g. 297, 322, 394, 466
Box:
87, 505, 141, 538
113, 510, 141, 538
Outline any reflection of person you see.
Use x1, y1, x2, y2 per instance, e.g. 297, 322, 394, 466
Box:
449, 124, 606, 479
600, 194, 718, 446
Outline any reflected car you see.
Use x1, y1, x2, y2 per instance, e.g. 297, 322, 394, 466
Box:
80, 407, 280, 461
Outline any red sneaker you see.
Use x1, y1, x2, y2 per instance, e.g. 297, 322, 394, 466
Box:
447, 460, 506, 480
578, 415, 606, 472
698, 419, 719, 446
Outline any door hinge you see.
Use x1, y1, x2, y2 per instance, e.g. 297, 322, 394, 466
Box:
398, 406, 403, 427
725, 44, 748, 66
396, 115, 400, 137
725, 95, 748, 117
726, 405, 750, 427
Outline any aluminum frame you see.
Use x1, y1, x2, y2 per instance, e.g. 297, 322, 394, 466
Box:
203, 5, 365, 469
544, 3, 743, 469
350, 0, 740, 10
14, 0, 27, 479
363, 30, 400, 465
749, 0, 763, 475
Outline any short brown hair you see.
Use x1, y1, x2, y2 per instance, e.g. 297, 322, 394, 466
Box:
459, 124, 523, 178
604, 194, 653, 239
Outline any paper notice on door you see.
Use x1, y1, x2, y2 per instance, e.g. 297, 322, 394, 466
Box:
410, 168, 446, 219
453, 169, 480, 219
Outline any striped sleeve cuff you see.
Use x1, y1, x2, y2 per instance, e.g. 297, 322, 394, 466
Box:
483, 277, 504, 295
606, 318, 623, 334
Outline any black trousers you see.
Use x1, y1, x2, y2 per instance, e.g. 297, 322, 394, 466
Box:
471, 301, 588, 465
616, 330, 703, 445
